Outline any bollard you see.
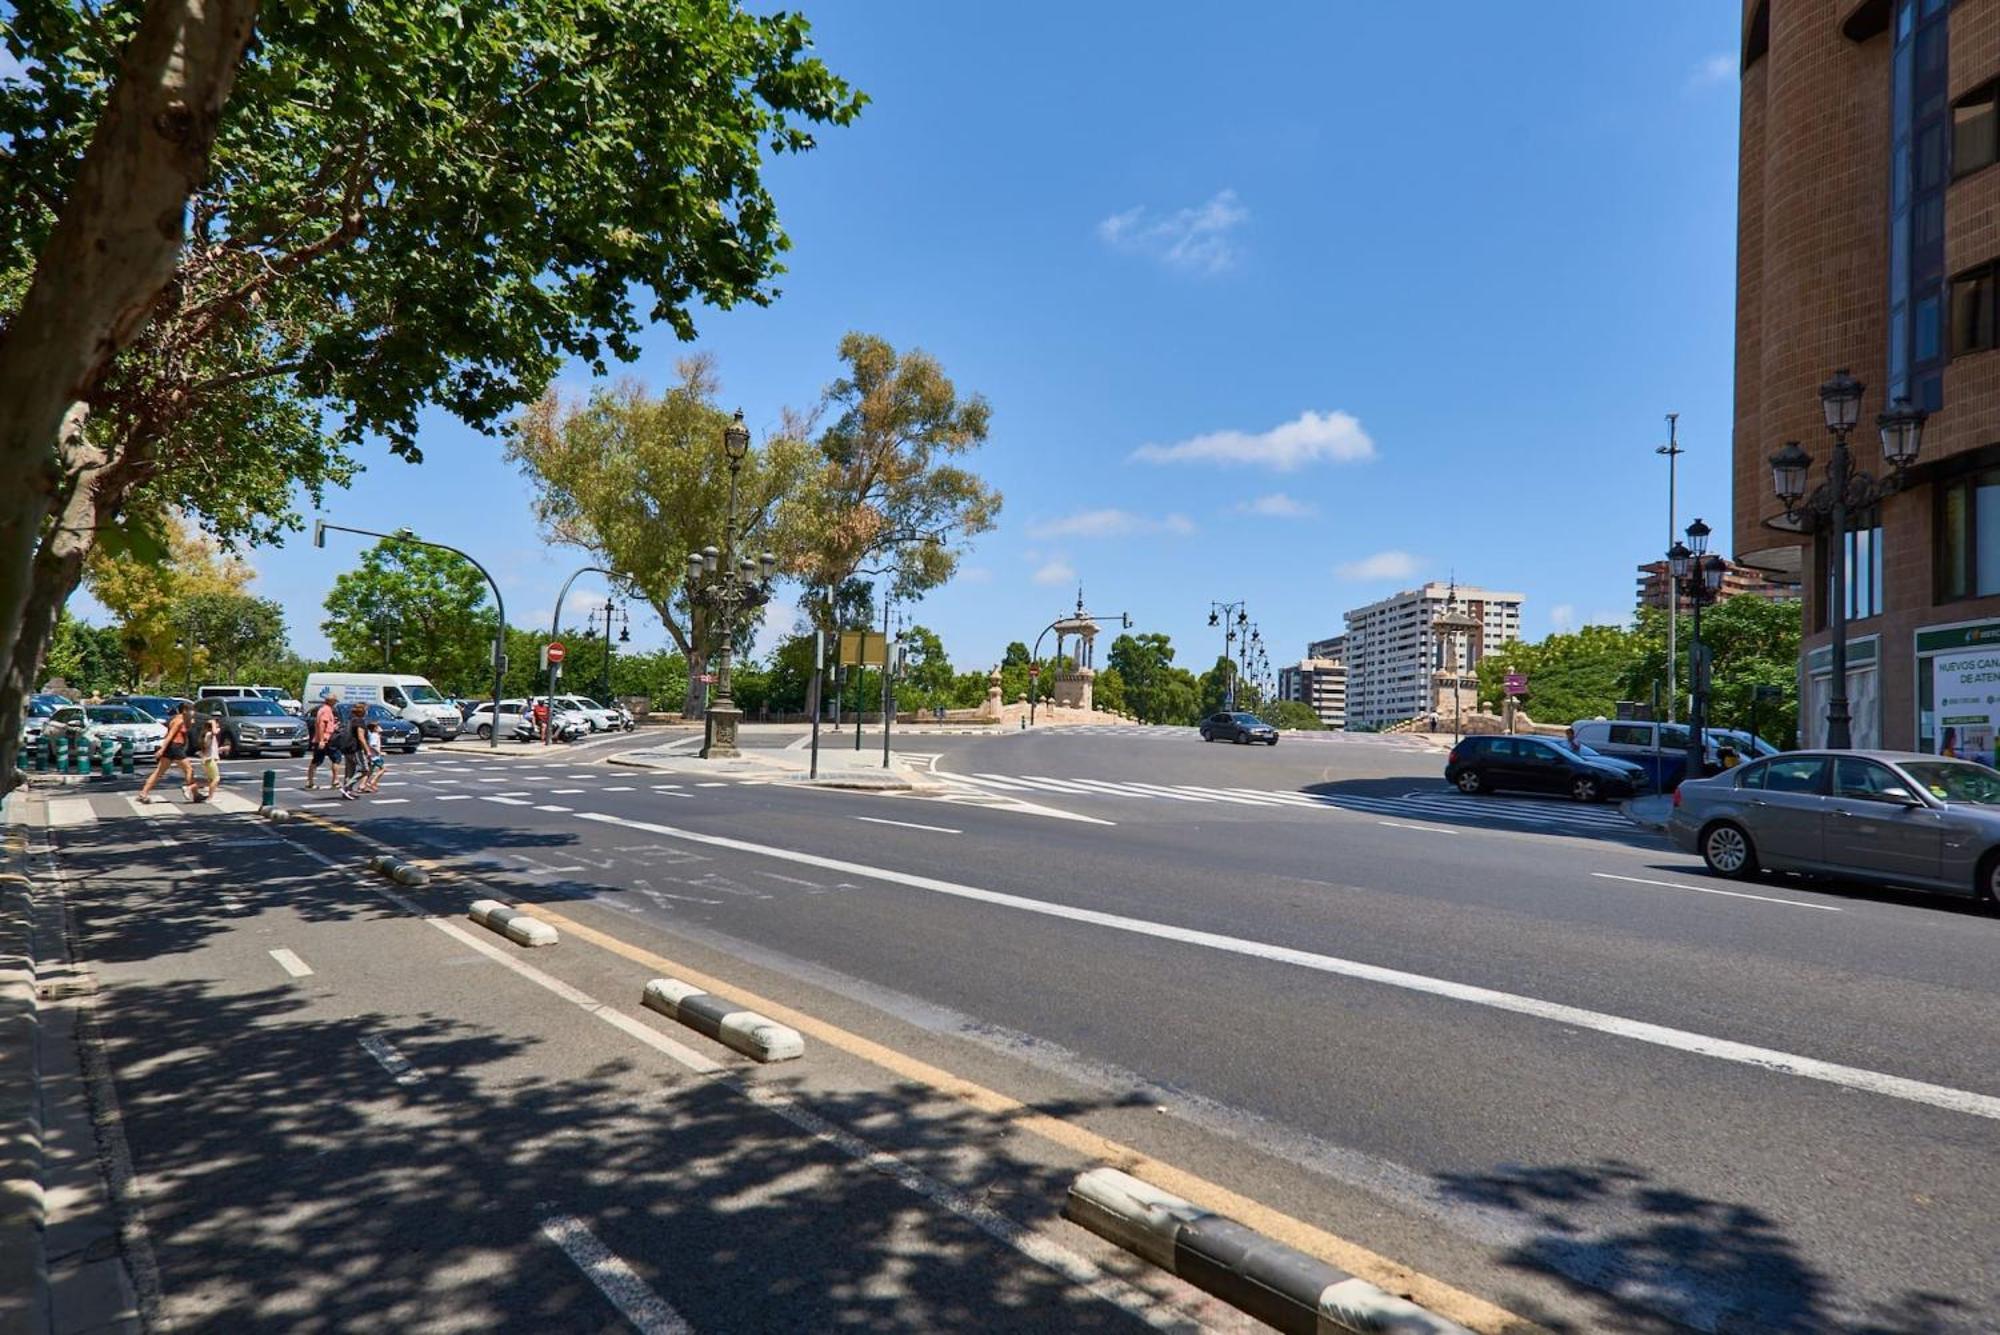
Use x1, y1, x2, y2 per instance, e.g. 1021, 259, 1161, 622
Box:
261, 768, 277, 809
118, 736, 135, 774
31, 738, 45, 772
60, 734, 75, 774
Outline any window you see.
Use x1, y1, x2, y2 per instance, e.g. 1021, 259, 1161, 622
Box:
1934, 468, 2000, 601
1835, 757, 1903, 800
1818, 510, 1884, 626
1888, 0, 1950, 409
1607, 724, 1652, 747
1764, 757, 1829, 794
1735, 760, 1769, 790
1955, 81, 2000, 179
1952, 261, 2000, 357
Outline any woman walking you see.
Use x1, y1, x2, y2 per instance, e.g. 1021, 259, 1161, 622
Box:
137, 702, 197, 804
338, 700, 373, 799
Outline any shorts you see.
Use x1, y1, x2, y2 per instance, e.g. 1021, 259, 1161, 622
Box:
311, 744, 333, 764
166, 743, 187, 761
202, 759, 221, 787
368, 756, 387, 773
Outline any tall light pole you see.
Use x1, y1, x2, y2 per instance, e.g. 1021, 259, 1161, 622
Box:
1769, 371, 1927, 749
316, 520, 508, 748
1669, 520, 1727, 781
686, 410, 777, 760
1208, 600, 1248, 710
1658, 413, 1682, 722
545, 565, 614, 745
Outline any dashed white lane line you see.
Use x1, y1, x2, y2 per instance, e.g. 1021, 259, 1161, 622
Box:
359, 1035, 425, 1086
853, 815, 962, 835
482, 796, 532, 806
696, 782, 728, 788
268, 948, 314, 978
497, 791, 532, 797
436, 794, 474, 802
535, 805, 572, 814
370, 798, 410, 806
538, 1214, 690, 1335
572, 809, 2000, 1125
1590, 871, 1841, 912
601, 786, 635, 792
552, 788, 587, 794
1377, 819, 1457, 835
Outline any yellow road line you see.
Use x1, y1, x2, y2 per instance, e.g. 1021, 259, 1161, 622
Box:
288, 807, 1540, 1334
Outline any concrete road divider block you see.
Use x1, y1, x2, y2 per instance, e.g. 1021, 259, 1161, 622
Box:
261, 806, 294, 822
390, 862, 430, 887
1064, 1167, 1475, 1335
641, 977, 804, 1063
467, 899, 558, 948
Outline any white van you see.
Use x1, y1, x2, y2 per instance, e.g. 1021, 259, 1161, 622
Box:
302, 672, 462, 739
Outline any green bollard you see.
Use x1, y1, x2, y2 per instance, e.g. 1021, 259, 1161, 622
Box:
31, 738, 45, 772
118, 736, 134, 774
58, 734, 73, 774
261, 768, 277, 809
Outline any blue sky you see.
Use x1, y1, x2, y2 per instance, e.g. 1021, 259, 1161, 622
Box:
71, 3, 1746, 676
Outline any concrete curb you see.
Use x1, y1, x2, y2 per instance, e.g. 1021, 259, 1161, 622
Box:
1064, 1168, 1475, 1335
467, 900, 557, 948
1, 825, 48, 1335
640, 977, 804, 1062
364, 854, 431, 887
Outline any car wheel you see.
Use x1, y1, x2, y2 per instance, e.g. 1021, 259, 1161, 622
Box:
1266, 737, 1278, 746
1569, 774, 1600, 803
1199, 730, 1211, 742
404, 742, 420, 754
1454, 769, 1485, 795
1700, 822, 1758, 880
476, 723, 491, 740
1976, 851, 2000, 908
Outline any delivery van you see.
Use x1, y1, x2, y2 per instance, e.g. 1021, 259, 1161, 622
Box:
301, 672, 462, 739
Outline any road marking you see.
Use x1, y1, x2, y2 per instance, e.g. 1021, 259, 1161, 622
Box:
570, 810, 2000, 1124
45, 798, 97, 827
1590, 871, 1841, 912
538, 1214, 690, 1335
696, 782, 728, 788
602, 786, 635, 792
125, 796, 185, 818
1376, 819, 1457, 835
359, 1034, 425, 1085
497, 791, 532, 797
481, 796, 531, 806
552, 788, 587, 794
268, 948, 314, 978
436, 794, 473, 802
370, 798, 409, 806
853, 815, 961, 835
566, 774, 598, 781
535, 804, 572, 814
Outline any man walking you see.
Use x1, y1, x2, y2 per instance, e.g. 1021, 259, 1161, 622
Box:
305, 690, 341, 789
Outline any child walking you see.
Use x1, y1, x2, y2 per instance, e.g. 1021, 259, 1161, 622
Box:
192, 710, 222, 801
358, 716, 387, 794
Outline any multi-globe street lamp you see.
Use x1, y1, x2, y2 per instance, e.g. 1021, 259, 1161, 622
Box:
1208, 601, 1249, 709
685, 410, 777, 759
1768, 369, 1927, 749
1668, 518, 1728, 780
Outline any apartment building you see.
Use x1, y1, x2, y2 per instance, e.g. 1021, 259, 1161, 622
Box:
1635, 559, 1800, 611
1340, 583, 1524, 729
1275, 657, 1348, 729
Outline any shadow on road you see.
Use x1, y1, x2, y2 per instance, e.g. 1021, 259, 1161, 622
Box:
1300, 777, 1668, 850
51, 816, 1169, 1332
1436, 1158, 1976, 1334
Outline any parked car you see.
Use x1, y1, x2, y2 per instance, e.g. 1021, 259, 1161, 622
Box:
40, 703, 167, 761
1199, 712, 1279, 745
105, 694, 192, 722
301, 672, 462, 738
360, 703, 423, 753
1445, 734, 1649, 803
195, 696, 309, 758
20, 694, 64, 751
511, 698, 589, 741
554, 695, 626, 732
199, 684, 304, 715
463, 701, 536, 742
1708, 728, 1781, 763
1670, 749, 2000, 904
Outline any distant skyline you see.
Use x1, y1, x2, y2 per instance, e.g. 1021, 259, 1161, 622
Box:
67, 3, 1745, 676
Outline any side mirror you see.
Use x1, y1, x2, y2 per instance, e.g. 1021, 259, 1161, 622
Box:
1881, 786, 1923, 806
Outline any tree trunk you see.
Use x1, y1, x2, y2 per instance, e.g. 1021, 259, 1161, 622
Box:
683, 650, 707, 719
0, 0, 259, 722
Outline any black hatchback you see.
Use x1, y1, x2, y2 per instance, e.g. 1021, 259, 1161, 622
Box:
1444, 734, 1647, 803
1199, 712, 1279, 745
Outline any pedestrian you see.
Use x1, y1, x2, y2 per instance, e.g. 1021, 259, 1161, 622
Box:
533, 697, 550, 743
359, 715, 387, 794
192, 708, 222, 801
305, 690, 341, 788
137, 701, 197, 804
338, 700, 372, 799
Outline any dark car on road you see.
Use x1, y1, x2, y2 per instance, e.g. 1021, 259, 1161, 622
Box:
1199, 712, 1279, 745
362, 703, 423, 753
1669, 750, 2000, 903
1445, 734, 1648, 803
195, 696, 308, 758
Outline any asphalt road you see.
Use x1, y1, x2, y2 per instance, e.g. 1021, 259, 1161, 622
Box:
36, 723, 2000, 1332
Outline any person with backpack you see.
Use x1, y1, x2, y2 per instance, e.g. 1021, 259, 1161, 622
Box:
137, 701, 198, 804
337, 700, 373, 799
305, 691, 341, 789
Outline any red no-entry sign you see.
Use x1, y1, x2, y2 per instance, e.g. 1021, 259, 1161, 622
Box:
546, 641, 566, 664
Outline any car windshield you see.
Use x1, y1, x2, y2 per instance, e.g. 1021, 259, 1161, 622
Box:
230, 699, 289, 717
403, 684, 444, 703
26, 699, 55, 717
1898, 760, 2000, 804
575, 698, 603, 710
254, 687, 287, 701
365, 705, 401, 721
1232, 714, 1265, 725
85, 706, 144, 725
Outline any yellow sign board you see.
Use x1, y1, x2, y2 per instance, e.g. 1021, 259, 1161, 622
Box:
838, 630, 887, 667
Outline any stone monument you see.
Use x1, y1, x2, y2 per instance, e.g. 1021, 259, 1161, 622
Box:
1049, 588, 1099, 712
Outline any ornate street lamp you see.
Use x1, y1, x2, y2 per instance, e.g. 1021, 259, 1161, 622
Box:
687, 410, 778, 759
1674, 519, 1729, 781
1768, 371, 1927, 749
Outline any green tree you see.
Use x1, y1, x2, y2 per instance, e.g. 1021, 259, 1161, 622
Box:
176, 590, 287, 682
1093, 664, 1127, 715
322, 542, 495, 696
41, 611, 130, 697
1108, 632, 1203, 724
788, 333, 1002, 631
1199, 656, 1262, 716
506, 358, 813, 715
1260, 699, 1323, 731
1476, 622, 1640, 725
0, 0, 863, 786
1623, 596, 1802, 746
894, 624, 955, 711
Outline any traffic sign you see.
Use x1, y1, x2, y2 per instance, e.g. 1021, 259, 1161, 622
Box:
1028, 665, 1041, 678
546, 641, 566, 664
1504, 672, 1527, 696
698, 672, 717, 684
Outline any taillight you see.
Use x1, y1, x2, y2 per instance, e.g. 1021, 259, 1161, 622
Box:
1671, 786, 1682, 808
1447, 747, 1461, 765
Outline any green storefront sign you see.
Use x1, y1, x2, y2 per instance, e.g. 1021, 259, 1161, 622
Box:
1916, 618, 2000, 759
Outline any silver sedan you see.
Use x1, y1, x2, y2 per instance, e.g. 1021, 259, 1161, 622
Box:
1668, 749, 2000, 904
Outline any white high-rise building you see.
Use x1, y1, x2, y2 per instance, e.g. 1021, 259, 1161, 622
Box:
1276, 657, 1347, 728
1341, 582, 1523, 729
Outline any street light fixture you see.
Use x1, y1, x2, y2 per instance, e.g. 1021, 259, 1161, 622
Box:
1768, 369, 1927, 749
686, 409, 776, 759
1674, 518, 1729, 781
1208, 600, 1250, 709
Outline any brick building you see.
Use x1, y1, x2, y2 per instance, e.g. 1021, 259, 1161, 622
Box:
1634, 559, 1800, 611
1734, 0, 2000, 755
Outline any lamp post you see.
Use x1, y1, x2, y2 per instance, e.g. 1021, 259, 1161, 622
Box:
545, 566, 615, 746
315, 519, 509, 748
1208, 601, 1248, 710
1669, 519, 1728, 780
1768, 370, 1927, 749
686, 410, 777, 760
588, 598, 629, 702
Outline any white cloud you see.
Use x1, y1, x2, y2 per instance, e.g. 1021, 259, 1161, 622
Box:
1097, 188, 1250, 275
1026, 509, 1196, 540
752, 599, 799, 659
1690, 51, 1735, 87
1132, 409, 1375, 471
1549, 603, 1578, 633
1031, 558, 1077, 587
1235, 492, 1316, 519
1335, 550, 1421, 581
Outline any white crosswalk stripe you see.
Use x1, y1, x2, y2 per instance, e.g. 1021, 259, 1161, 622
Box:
936, 771, 1640, 836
